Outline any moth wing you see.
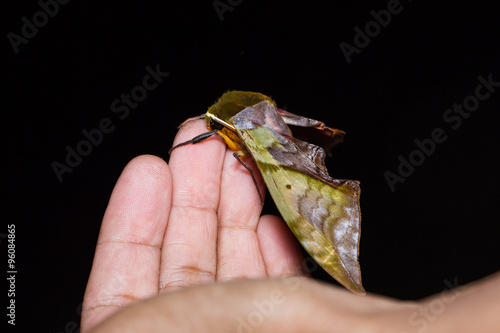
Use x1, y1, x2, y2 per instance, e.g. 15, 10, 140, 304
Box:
286, 136, 329, 174
238, 103, 331, 174
277, 108, 346, 156
232, 101, 364, 295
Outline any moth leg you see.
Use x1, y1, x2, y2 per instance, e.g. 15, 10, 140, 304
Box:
232, 152, 264, 205
168, 130, 218, 154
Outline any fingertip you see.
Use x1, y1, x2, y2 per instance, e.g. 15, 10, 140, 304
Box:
170, 118, 224, 155
102, 154, 173, 245
123, 154, 172, 185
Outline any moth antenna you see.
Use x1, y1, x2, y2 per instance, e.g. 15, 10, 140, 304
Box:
168, 131, 218, 154
232, 152, 264, 205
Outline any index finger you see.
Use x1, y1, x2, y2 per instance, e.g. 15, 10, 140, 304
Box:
82, 155, 172, 332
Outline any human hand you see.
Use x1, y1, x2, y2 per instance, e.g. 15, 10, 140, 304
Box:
82, 118, 500, 333
81, 119, 307, 332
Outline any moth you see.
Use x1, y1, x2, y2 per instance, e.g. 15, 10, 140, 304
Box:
170, 91, 364, 295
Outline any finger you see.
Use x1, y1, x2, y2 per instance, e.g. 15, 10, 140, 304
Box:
216, 151, 268, 281
257, 215, 308, 277
159, 119, 225, 292
82, 155, 172, 332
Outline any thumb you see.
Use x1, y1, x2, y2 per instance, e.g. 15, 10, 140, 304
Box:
86, 277, 405, 333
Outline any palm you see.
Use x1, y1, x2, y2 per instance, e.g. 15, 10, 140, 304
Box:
81, 119, 305, 331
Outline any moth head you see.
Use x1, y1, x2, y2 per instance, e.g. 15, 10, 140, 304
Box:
204, 113, 247, 152
208, 117, 224, 131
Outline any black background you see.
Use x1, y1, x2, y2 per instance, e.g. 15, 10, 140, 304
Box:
3, 0, 500, 332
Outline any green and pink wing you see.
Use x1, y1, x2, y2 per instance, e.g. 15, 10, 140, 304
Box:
231, 100, 364, 295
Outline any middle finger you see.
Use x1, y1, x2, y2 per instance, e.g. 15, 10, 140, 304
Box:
159, 119, 225, 292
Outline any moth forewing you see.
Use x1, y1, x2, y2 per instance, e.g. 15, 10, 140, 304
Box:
276, 108, 346, 156
232, 101, 365, 295
171, 91, 365, 295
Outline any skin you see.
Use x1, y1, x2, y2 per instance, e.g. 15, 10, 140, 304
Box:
82, 119, 500, 333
